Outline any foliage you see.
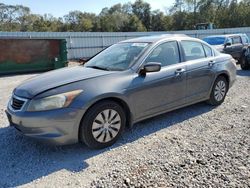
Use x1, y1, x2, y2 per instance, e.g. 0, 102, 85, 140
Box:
0, 0, 250, 32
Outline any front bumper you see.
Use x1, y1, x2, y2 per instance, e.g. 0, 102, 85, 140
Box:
6, 107, 85, 145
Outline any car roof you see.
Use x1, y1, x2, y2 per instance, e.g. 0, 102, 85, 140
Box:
119, 34, 192, 43
204, 33, 247, 38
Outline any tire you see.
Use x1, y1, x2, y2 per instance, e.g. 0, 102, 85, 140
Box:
240, 56, 250, 70
79, 100, 126, 149
207, 76, 228, 106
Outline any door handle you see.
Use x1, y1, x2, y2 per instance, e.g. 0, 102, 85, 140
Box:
175, 68, 185, 77
208, 60, 216, 67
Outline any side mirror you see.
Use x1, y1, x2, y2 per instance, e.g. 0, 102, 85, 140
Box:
224, 42, 231, 47
78, 57, 90, 64
140, 62, 161, 75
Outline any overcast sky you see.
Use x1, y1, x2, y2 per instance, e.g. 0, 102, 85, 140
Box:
1, 0, 175, 17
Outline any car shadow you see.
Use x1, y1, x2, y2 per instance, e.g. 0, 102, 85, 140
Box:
237, 69, 250, 77
0, 102, 215, 187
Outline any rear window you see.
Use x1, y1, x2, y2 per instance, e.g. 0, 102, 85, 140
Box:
242, 35, 249, 44
202, 44, 213, 57
203, 37, 225, 45
232, 36, 241, 44
181, 41, 206, 61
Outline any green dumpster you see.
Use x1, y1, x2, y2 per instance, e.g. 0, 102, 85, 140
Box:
0, 39, 68, 75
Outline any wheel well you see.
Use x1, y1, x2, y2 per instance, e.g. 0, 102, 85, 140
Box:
79, 97, 132, 134
100, 97, 132, 128
242, 47, 247, 54
217, 73, 229, 86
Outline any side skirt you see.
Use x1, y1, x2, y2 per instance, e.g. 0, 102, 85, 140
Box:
132, 97, 210, 125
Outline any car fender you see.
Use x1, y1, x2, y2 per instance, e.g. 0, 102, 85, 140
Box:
78, 92, 134, 126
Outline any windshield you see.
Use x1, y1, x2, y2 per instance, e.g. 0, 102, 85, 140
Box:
203, 37, 226, 45
85, 42, 149, 71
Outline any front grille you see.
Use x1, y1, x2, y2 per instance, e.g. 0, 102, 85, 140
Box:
11, 96, 26, 110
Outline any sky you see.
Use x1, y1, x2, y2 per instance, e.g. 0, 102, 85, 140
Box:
1, 0, 175, 17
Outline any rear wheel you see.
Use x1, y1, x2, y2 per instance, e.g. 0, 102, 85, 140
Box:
79, 100, 126, 149
207, 76, 228, 106
240, 56, 250, 70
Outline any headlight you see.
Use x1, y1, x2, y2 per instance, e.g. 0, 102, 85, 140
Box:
27, 90, 83, 111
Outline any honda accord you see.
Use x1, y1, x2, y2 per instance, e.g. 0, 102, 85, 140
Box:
6, 34, 237, 149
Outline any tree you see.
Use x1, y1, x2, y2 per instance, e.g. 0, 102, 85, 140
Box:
151, 10, 166, 31
132, 0, 151, 30
19, 14, 40, 31
122, 15, 146, 31
0, 3, 31, 31
63, 11, 96, 31
0, 1, 250, 32
97, 4, 130, 32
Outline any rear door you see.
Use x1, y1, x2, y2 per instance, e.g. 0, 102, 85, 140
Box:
180, 40, 215, 103
231, 36, 244, 59
224, 36, 243, 60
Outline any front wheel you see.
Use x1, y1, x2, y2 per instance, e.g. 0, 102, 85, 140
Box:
79, 100, 126, 149
207, 76, 228, 106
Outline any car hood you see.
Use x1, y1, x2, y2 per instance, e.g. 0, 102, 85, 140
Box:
14, 66, 115, 99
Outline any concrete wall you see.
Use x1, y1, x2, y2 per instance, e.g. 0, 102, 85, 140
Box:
1, 27, 249, 59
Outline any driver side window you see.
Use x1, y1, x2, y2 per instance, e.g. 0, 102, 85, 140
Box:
225, 38, 233, 44
145, 41, 180, 67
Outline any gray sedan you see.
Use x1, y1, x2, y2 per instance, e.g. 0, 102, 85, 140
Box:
6, 34, 237, 149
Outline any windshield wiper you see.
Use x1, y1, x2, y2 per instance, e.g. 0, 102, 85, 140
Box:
85, 65, 110, 71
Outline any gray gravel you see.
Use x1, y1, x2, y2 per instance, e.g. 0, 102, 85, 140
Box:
0, 68, 249, 188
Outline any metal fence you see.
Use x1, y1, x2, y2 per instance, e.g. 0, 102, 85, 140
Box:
1, 27, 250, 59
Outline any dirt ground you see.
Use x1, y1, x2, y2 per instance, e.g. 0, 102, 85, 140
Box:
0, 66, 249, 188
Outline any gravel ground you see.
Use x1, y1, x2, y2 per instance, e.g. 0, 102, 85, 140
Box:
0, 67, 249, 188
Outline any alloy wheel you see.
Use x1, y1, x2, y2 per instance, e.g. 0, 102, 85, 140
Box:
214, 80, 226, 102
91, 109, 121, 143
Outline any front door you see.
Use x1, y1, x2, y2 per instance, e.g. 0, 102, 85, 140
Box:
128, 41, 187, 120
